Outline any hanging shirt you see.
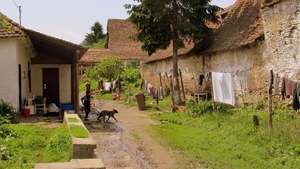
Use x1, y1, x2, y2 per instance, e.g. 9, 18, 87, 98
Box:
212, 72, 235, 106
281, 77, 296, 100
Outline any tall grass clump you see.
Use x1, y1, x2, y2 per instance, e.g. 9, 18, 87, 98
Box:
150, 100, 300, 169
0, 124, 71, 169
42, 125, 72, 162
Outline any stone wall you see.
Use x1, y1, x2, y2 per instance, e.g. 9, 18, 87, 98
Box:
261, 0, 300, 80
141, 0, 300, 105
140, 40, 267, 104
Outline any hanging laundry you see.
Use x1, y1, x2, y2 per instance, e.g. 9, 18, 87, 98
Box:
103, 82, 112, 91
281, 77, 296, 100
212, 72, 235, 106
159, 86, 164, 100
273, 72, 279, 94
199, 74, 205, 86
292, 82, 300, 110
204, 72, 210, 81
149, 85, 154, 95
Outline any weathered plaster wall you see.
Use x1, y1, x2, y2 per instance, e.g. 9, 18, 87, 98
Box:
141, 0, 300, 105
141, 40, 267, 104
262, 0, 300, 79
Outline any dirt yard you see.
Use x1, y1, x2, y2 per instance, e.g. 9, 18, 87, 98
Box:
19, 94, 178, 169
81, 98, 177, 169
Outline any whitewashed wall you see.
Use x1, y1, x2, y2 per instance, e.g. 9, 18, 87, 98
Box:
0, 39, 33, 109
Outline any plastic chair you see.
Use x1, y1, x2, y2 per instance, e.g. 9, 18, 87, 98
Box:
34, 97, 47, 114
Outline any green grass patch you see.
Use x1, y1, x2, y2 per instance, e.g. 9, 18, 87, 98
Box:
131, 130, 142, 140
0, 124, 71, 169
69, 125, 89, 138
150, 101, 300, 169
95, 92, 114, 100
68, 117, 79, 122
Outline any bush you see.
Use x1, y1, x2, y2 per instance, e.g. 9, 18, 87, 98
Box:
0, 99, 17, 124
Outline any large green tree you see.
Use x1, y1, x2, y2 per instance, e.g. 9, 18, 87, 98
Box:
125, 0, 221, 105
83, 21, 106, 46
85, 56, 124, 82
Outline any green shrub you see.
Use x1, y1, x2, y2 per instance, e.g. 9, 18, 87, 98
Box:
0, 99, 17, 124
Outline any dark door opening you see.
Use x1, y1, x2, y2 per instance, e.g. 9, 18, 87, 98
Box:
42, 68, 59, 106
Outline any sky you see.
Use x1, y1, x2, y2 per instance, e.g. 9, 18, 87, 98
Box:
0, 0, 236, 45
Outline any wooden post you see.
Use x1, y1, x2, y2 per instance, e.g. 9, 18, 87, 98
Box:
159, 73, 162, 87
128, 86, 131, 103
253, 115, 259, 128
268, 70, 273, 128
179, 69, 186, 102
165, 72, 175, 105
211, 72, 215, 112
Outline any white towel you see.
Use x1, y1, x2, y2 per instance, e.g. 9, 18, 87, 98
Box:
212, 72, 235, 106
103, 82, 111, 91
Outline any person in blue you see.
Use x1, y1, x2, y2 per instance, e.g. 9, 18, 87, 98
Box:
81, 90, 91, 120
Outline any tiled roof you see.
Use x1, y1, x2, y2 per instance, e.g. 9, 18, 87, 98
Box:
202, 0, 264, 54
0, 12, 87, 63
107, 19, 149, 60
79, 49, 111, 63
0, 13, 26, 38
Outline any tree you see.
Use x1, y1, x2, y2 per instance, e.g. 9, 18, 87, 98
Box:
85, 56, 124, 82
84, 21, 106, 46
0, 14, 11, 31
125, 0, 221, 105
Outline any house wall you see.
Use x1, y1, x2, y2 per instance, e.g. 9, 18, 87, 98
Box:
31, 64, 71, 104
0, 39, 33, 109
140, 40, 267, 104
261, 0, 300, 80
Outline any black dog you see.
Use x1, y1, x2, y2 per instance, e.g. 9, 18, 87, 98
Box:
97, 109, 118, 123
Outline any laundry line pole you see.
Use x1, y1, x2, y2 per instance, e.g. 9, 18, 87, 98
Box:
268, 70, 273, 128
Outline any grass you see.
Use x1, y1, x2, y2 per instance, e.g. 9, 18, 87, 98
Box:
150, 100, 300, 169
68, 117, 79, 122
131, 130, 142, 140
0, 124, 71, 169
69, 125, 89, 138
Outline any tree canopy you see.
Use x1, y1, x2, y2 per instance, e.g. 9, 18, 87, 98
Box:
83, 21, 106, 46
125, 0, 221, 104
85, 56, 124, 82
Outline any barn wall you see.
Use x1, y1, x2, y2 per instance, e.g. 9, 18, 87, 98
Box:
262, 0, 300, 80
141, 40, 267, 105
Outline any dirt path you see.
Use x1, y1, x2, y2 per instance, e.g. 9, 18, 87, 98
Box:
80, 99, 177, 169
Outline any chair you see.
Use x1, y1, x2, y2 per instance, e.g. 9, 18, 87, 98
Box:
34, 97, 47, 114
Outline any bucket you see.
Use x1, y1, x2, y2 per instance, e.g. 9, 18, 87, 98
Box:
24, 106, 35, 115
23, 108, 30, 117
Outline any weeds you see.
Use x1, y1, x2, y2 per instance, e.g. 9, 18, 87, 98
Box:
0, 99, 18, 124
151, 100, 300, 169
0, 124, 71, 169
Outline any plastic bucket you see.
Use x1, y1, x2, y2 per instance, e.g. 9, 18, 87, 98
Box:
23, 108, 30, 117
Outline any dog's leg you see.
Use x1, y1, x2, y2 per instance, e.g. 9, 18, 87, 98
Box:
106, 116, 111, 122
103, 115, 106, 123
112, 115, 118, 121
